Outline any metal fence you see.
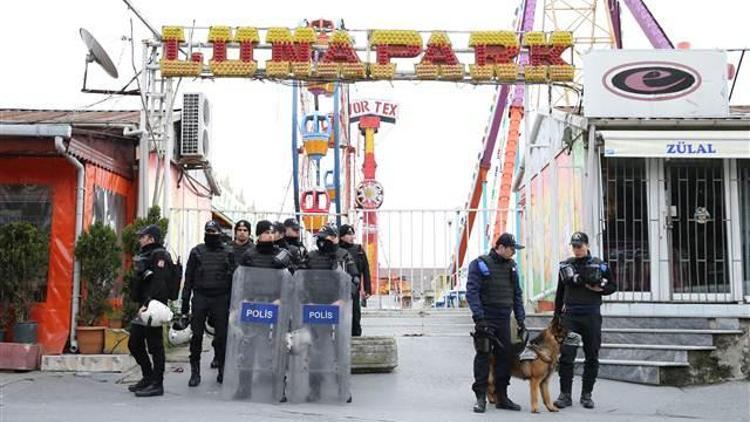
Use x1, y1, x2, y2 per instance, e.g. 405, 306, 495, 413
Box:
168, 207, 512, 310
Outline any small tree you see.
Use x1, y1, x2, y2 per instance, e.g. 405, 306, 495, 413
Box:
75, 222, 122, 326
120, 206, 169, 322
0, 221, 48, 323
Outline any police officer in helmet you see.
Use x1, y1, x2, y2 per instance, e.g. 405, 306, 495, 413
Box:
127, 224, 170, 397
339, 224, 372, 337
181, 220, 235, 387
553, 232, 616, 410
466, 233, 526, 413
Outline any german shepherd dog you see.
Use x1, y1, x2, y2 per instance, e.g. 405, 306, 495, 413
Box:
487, 316, 568, 413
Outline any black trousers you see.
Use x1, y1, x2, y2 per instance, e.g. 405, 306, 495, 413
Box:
472, 318, 512, 397
558, 312, 602, 394
128, 323, 165, 383
352, 293, 362, 337
189, 292, 229, 367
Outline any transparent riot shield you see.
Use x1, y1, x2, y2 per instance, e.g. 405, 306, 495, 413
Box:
222, 266, 293, 403
287, 269, 352, 403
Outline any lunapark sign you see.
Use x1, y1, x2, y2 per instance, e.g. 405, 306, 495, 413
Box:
158, 26, 574, 83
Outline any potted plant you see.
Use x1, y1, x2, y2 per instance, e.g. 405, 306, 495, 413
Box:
75, 222, 122, 354
106, 307, 124, 329
0, 221, 48, 344
120, 207, 169, 324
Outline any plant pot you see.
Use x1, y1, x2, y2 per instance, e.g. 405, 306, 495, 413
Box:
13, 321, 38, 344
77, 326, 105, 354
108, 319, 123, 329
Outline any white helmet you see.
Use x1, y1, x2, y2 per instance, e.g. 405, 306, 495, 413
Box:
168, 323, 192, 346
205, 319, 215, 337
138, 300, 174, 327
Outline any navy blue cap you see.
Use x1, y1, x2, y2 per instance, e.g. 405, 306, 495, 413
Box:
497, 233, 525, 250
204, 220, 221, 233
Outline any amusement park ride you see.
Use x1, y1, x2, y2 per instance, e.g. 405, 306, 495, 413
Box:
110, 0, 699, 294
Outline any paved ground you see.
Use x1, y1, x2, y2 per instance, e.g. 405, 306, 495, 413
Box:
3, 336, 748, 422
1, 313, 749, 422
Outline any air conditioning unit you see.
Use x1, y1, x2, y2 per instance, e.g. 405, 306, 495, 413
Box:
180, 92, 211, 160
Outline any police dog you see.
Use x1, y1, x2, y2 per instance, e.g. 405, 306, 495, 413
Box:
487, 316, 568, 413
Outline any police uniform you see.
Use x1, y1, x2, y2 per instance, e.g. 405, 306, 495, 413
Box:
466, 233, 526, 412
128, 225, 170, 397
302, 225, 358, 400
554, 232, 616, 409
182, 221, 235, 386
339, 224, 372, 337
234, 224, 292, 399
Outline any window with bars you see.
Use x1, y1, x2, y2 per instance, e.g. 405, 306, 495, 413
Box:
739, 160, 750, 296
667, 160, 729, 295
602, 158, 651, 294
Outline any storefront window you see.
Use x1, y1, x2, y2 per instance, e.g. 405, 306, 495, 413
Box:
92, 186, 126, 235
0, 184, 52, 301
739, 160, 750, 296
602, 158, 651, 293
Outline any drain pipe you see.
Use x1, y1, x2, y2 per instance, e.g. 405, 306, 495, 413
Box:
54, 137, 85, 353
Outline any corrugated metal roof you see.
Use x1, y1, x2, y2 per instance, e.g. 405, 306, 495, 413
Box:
0, 109, 141, 126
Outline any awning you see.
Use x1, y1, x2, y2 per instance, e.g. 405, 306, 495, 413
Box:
599, 130, 750, 159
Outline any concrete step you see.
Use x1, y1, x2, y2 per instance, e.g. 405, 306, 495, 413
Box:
573, 359, 689, 385
527, 327, 742, 346
524, 315, 741, 330
576, 344, 715, 362
351, 336, 398, 374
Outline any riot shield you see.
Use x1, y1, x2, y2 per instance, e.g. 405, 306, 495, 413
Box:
287, 269, 352, 403
222, 266, 293, 403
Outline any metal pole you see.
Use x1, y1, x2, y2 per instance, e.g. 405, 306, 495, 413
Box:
333, 82, 342, 227
138, 42, 150, 217
292, 82, 301, 220
162, 77, 174, 237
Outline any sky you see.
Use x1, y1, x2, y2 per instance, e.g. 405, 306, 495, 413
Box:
1, 0, 749, 214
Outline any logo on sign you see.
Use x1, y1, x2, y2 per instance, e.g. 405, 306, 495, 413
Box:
302, 304, 339, 325
602, 61, 701, 101
665, 141, 717, 155
240, 302, 278, 324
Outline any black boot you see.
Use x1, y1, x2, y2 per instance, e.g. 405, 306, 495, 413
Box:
188, 361, 201, 387
473, 394, 487, 413
580, 392, 595, 409
210, 356, 219, 369
135, 381, 164, 397
217, 366, 223, 384
496, 396, 522, 411
554, 392, 573, 408
128, 377, 151, 393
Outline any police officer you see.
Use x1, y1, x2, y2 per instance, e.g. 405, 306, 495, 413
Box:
208, 219, 254, 370
305, 224, 358, 282
232, 219, 254, 258
234, 220, 291, 399
272, 220, 305, 271
127, 224, 170, 397
241, 220, 292, 269
283, 218, 306, 251
466, 233, 526, 413
181, 220, 235, 387
302, 223, 357, 402
339, 224, 372, 337
553, 231, 616, 410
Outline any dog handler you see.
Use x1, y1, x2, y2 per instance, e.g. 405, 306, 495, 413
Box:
466, 233, 527, 413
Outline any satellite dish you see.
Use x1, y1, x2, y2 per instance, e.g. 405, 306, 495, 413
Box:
79, 28, 118, 79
